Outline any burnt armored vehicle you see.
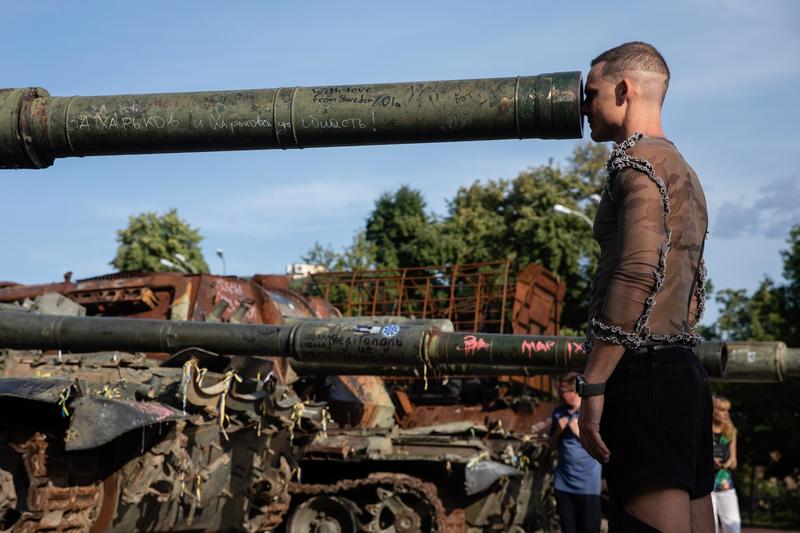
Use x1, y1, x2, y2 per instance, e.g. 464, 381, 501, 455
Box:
0, 266, 567, 531
1, 310, 797, 532
0, 306, 329, 532
0, 309, 591, 532
1, 71, 585, 532
5, 71, 796, 532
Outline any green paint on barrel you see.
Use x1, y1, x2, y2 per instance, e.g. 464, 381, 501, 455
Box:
0, 72, 583, 169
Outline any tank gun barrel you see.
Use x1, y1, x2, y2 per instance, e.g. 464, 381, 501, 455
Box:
1, 72, 583, 169
0, 312, 688, 377
3, 312, 797, 381
0, 311, 288, 355
0, 311, 584, 371
697, 341, 800, 383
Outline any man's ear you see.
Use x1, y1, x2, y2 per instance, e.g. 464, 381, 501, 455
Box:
615, 78, 629, 106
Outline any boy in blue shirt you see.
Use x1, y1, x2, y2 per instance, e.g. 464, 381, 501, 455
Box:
550, 373, 602, 533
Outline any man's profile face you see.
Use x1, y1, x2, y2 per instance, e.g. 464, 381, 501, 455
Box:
582, 62, 623, 142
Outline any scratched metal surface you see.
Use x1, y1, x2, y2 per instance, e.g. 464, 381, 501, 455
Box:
0, 376, 73, 402
0, 72, 582, 169
66, 396, 187, 451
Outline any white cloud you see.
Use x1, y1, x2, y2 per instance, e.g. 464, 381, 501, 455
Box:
712, 177, 800, 239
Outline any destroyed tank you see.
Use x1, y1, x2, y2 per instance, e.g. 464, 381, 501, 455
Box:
0, 305, 329, 532
0, 308, 584, 532
1, 70, 585, 531
4, 71, 797, 532
0, 271, 566, 532
1, 309, 796, 532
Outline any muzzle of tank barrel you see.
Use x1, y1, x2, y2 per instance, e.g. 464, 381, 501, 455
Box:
0, 72, 583, 169
700, 341, 800, 382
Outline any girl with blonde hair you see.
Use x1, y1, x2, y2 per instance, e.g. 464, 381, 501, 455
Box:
712, 395, 741, 533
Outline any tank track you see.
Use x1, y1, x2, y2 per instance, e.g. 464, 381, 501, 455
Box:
289, 472, 449, 532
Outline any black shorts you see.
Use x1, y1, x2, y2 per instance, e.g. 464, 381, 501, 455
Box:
600, 345, 714, 505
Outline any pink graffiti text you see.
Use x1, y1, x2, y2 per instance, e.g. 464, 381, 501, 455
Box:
456, 335, 492, 357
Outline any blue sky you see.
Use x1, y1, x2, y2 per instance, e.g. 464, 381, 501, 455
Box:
2, 0, 799, 325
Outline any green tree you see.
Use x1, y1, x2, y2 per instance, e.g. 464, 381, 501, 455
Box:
301, 242, 340, 272
365, 185, 455, 268
715, 281, 785, 341
714, 224, 800, 343
779, 224, 800, 346
111, 208, 209, 273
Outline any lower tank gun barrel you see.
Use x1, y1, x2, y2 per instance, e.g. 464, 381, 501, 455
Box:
0, 311, 288, 355
0, 311, 583, 368
697, 341, 800, 382
2, 312, 796, 381
1, 72, 583, 169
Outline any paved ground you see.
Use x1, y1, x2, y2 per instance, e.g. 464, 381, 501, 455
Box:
743, 528, 799, 532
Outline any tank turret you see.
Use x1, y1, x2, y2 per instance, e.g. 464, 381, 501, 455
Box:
0, 72, 583, 169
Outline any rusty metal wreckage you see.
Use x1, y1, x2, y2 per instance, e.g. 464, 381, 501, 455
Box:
0, 265, 573, 532
0, 293, 796, 532
0, 73, 797, 532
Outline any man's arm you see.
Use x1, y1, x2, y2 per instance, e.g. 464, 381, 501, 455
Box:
549, 414, 569, 449
567, 415, 580, 438
725, 434, 738, 470
591, 167, 667, 344
578, 340, 624, 462
579, 166, 667, 463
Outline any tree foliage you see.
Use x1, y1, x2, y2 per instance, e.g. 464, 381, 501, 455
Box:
111, 208, 209, 273
364, 186, 457, 268
714, 224, 800, 345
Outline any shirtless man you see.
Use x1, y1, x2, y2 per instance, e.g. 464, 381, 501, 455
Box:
575, 42, 714, 532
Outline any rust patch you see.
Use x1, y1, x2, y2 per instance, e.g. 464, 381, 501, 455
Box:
499, 96, 514, 115
9, 432, 102, 532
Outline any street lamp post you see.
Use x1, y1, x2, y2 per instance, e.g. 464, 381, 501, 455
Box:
553, 203, 594, 228
216, 249, 227, 276
173, 253, 199, 274
159, 258, 187, 273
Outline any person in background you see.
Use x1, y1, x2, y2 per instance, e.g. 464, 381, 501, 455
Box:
711, 396, 741, 533
550, 373, 602, 533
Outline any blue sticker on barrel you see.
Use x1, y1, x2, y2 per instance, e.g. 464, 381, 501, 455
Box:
381, 324, 400, 338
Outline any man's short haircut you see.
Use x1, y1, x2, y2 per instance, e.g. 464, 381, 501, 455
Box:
592, 42, 670, 101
